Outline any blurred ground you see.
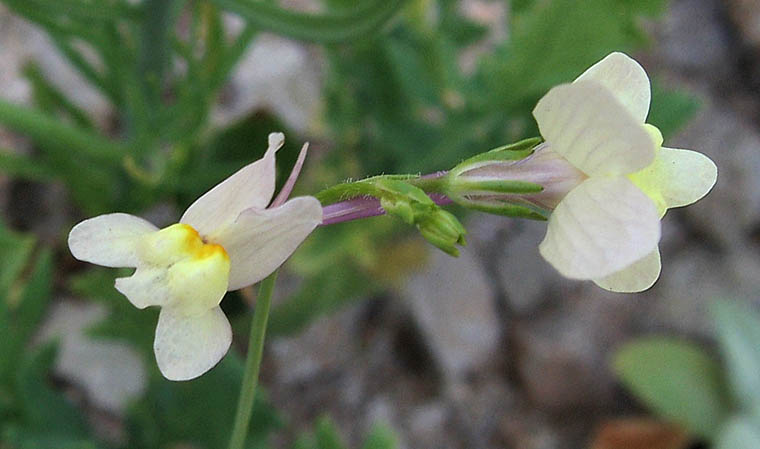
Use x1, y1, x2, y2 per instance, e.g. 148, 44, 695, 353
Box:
1, 0, 759, 448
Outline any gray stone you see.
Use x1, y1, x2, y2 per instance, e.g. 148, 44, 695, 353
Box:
36, 300, 147, 414
211, 34, 322, 134
269, 302, 360, 386
515, 289, 637, 412
655, 0, 734, 79
0, 6, 110, 120
668, 104, 760, 248
727, 0, 760, 48
404, 246, 500, 381
641, 246, 760, 337
408, 401, 453, 449
492, 219, 563, 316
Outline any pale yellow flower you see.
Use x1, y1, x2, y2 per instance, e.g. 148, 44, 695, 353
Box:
69, 133, 322, 380
534, 52, 717, 292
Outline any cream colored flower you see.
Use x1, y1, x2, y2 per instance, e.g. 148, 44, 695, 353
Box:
68, 133, 322, 380
533, 52, 717, 292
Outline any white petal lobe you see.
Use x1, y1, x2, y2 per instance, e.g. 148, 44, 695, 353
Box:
115, 267, 173, 309
594, 249, 661, 293
533, 81, 655, 176
655, 147, 718, 209
539, 177, 661, 279
180, 133, 285, 236
574, 52, 651, 122
213, 196, 323, 290
154, 306, 232, 381
68, 213, 157, 268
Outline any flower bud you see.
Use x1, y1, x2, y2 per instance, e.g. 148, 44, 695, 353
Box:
417, 209, 467, 257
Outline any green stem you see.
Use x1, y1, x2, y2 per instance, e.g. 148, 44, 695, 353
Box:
228, 271, 278, 449
0, 99, 126, 162
139, 0, 174, 99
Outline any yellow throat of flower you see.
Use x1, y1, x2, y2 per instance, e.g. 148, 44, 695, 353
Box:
627, 124, 668, 217
138, 223, 231, 315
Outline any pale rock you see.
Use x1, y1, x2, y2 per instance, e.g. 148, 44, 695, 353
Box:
211, 34, 321, 133
655, 0, 733, 78
668, 104, 760, 248
515, 289, 636, 411
0, 6, 110, 121
36, 300, 146, 413
726, 0, 760, 48
404, 246, 500, 381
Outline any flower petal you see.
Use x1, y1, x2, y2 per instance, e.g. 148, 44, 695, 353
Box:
154, 306, 232, 381
594, 249, 661, 293
539, 177, 661, 279
166, 246, 230, 316
629, 146, 718, 216
115, 267, 172, 309
180, 132, 285, 236
533, 81, 655, 176
574, 52, 651, 122
212, 196, 323, 291
68, 213, 158, 268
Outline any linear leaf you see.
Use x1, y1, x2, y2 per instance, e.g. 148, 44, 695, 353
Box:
211, 0, 406, 43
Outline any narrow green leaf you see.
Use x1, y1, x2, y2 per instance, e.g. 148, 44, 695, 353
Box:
11, 249, 53, 351
23, 63, 95, 130
0, 223, 36, 298
0, 150, 55, 181
15, 344, 90, 437
210, 0, 407, 43
49, 36, 116, 102
1, 426, 97, 449
613, 337, 732, 439
710, 300, 760, 411
0, 99, 126, 162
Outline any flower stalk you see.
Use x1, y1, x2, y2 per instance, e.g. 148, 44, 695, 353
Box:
227, 270, 278, 449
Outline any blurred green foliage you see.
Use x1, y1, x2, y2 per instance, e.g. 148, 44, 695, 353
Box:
0, 0, 702, 446
614, 300, 760, 448
293, 417, 398, 449
0, 222, 95, 447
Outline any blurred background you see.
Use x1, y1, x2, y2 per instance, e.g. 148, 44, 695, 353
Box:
1, 0, 759, 448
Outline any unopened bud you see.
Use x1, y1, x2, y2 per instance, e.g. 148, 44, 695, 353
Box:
417, 209, 467, 257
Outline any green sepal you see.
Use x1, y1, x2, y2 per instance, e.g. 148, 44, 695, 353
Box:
315, 174, 419, 206
450, 137, 542, 176
456, 198, 547, 221
449, 179, 544, 195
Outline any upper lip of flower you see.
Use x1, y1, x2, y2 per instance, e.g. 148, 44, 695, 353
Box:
530, 52, 717, 292
67, 132, 323, 380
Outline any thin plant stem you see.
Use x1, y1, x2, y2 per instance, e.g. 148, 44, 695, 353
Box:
228, 270, 278, 449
